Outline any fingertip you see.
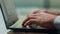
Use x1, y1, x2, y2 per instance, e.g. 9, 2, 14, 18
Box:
24, 21, 30, 26
22, 17, 29, 26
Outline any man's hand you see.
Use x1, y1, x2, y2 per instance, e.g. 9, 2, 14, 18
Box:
22, 9, 60, 29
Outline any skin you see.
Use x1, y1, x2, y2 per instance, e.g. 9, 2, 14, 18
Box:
22, 9, 60, 29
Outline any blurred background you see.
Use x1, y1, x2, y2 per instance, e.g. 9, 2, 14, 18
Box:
14, 0, 60, 20
0, 0, 60, 34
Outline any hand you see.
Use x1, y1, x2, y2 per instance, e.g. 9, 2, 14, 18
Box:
22, 9, 59, 29
22, 9, 60, 28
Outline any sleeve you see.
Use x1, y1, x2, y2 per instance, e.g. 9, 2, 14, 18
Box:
54, 15, 60, 29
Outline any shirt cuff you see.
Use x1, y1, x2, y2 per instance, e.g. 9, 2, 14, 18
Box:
54, 15, 60, 29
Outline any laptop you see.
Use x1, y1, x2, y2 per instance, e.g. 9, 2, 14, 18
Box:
0, 0, 56, 32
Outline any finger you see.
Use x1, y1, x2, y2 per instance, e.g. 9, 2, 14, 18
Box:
22, 17, 29, 26
27, 13, 36, 17
28, 16, 38, 19
24, 19, 36, 26
22, 14, 38, 26
22, 16, 37, 26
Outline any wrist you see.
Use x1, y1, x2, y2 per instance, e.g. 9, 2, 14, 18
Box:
50, 15, 57, 29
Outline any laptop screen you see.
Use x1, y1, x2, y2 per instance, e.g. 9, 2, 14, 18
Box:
1, 0, 18, 28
